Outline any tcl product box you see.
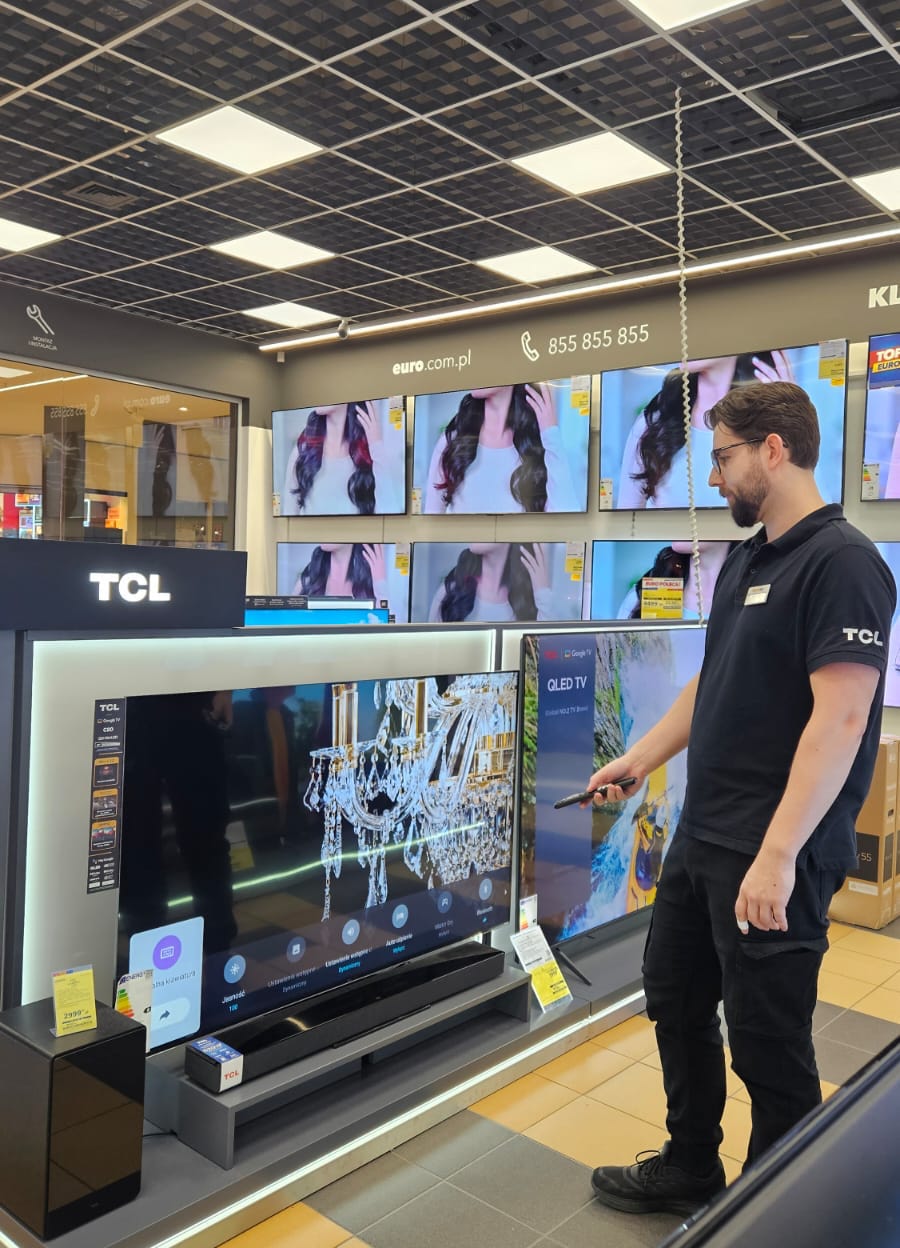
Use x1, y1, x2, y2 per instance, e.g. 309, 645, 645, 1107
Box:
829, 738, 897, 929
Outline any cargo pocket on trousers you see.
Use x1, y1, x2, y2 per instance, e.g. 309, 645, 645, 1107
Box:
733, 943, 823, 1036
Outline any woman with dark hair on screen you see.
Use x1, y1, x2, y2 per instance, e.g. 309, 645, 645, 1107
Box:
292, 543, 388, 607
618, 541, 738, 621
617, 352, 794, 509
429, 542, 561, 623
423, 383, 577, 513
281, 401, 402, 516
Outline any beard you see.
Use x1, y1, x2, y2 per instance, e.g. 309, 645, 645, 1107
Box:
727, 469, 768, 528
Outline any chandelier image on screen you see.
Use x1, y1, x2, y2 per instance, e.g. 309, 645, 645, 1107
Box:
117, 670, 518, 1050
519, 628, 705, 944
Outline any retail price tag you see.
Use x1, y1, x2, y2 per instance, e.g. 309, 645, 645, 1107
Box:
565, 552, 584, 582
599, 478, 613, 510
862, 462, 880, 500
510, 926, 572, 1012
818, 339, 846, 383
389, 396, 404, 430
51, 965, 97, 1037
570, 375, 590, 416
272, 492, 281, 517
115, 970, 153, 1051
411, 487, 422, 515
640, 577, 684, 619
395, 542, 410, 575
518, 893, 538, 931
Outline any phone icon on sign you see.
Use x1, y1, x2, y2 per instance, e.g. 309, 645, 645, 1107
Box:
521, 331, 540, 363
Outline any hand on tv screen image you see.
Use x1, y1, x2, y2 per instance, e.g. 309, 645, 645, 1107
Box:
862, 334, 900, 499
519, 629, 705, 944
413, 378, 589, 513
117, 671, 517, 1047
276, 542, 410, 622
410, 541, 585, 623
586, 539, 737, 621
876, 543, 900, 708
273, 397, 406, 516
600, 343, 846, 510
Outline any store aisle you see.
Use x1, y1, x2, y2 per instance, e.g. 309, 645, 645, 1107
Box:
222, 917, 900, 1248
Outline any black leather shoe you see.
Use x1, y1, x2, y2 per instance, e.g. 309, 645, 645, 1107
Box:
591, 1142, 726, 1216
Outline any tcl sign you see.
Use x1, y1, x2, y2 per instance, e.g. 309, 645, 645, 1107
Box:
89, 572, 172, 603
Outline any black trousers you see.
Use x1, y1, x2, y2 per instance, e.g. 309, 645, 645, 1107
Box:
642, 832, 843, 1173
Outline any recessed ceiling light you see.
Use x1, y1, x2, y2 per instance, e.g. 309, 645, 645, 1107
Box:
210, 230, 334, 270
0, 217, 62, 253
0, 366, 32, 379
245, 303, 338, 329
512, 132, 669, 195
157, 106, 321, 175
476, 245, 596, 283
627, 0, 748, 28
852, 166, 900, 211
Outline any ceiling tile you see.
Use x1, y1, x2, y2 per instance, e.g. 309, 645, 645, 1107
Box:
129, 292, 240, 319
427, 163, 561, 215
294, 255, 384, 287
99, 263, 214, 295
263, 152, 406, 208
0, 11, 96, 88
188, 310, 273, 336
209, 0, 425, 61
0, 136, 71, 185
114, 2, 310, 98
88, 141, 237, 196
0, 188, 109, 235
861, 2, 900, 41
423, 263, 520, 295
442, 1, 656, 73
126, 202, 245, 246
281, 211, 402, 253
646, 206, 779, 250
236, 271, 336, 301
74, 220, 189, 261
807, 114, 900, 177
562, 227, 676, 269
58, 273, 169, 302
178, 282, 268, 310
336, 21, 522, 111
583, 174, 722, 224
752, 51, 900, 138
240, 68, 411, 147
165, 248, 268, 283
436, 82, 602, 159
620, 96, 788, 168
689, 143, 838, 199
351, 275, 449, 304
37, 52, 217, 132
34, 166, 170, 216
497, 199, 619, 244
420, 217, 536, 261
0, 253, 84, 285
344, 189, 479, 236
744, 183, 890, 234
188, 181, 320, 229
33, 238, 142, 272
342, 120, 494, 183
348, 238, 456, 275
0, 93, 135, 162
1, 0, 180, 44
299, 289, 393, 316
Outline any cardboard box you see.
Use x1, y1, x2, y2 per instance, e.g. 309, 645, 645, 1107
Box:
829, 738, 897, 930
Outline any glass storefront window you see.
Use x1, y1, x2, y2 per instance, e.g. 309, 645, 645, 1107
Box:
0, 358, 237, 548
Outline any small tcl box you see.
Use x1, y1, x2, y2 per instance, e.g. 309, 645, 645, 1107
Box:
185, 1036, 244, 1093
0, 999, 144, 1238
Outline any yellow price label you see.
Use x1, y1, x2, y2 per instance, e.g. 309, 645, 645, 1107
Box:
389, 406, 403, 430
395, 553, 410, 575
565, 556, 584, 582
640, 577, 684, 620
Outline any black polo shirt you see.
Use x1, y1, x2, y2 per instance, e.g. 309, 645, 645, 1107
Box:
680, 504, 896, 870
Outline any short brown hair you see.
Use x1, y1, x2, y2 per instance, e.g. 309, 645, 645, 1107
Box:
705, 381, 819, 469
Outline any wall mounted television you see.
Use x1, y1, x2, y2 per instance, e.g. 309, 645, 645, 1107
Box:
272, 396, 407, 516
276, 542, 411, 622
861, 332, 900, 499
410, 541, 585, 624
117, 669, 518, 1051
599, 340, 847, 511
519, 627, 706, 944
411, 377, 591, 514
586, 538, 738, 621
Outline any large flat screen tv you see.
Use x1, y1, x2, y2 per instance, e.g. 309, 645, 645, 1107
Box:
861, 332, 900, 499
117, 669, 518, 1050
586, 538, 738, 621
599, 340, 847, 510
272, 396, 407, 516
276, 542, 411, 622
875, 542, 900, 709
411, 377, 591, 514
519, 627, 706, 944
410, 541, 586, 623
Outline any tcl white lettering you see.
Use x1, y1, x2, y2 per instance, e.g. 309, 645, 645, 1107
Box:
89, 572, 172, 603
842, 628, 883, 645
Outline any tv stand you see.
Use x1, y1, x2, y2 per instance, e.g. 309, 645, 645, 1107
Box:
146, 947, 530, 1168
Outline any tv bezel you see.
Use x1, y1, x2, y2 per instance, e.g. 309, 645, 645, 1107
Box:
860, 331, 900, 503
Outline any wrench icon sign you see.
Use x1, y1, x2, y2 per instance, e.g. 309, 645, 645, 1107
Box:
26, 304, 54, 335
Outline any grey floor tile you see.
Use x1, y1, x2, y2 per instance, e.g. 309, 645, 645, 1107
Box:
811, 1035, 873, 1085
392, 1109, 515, 1178
812, 1000, 845, 1033
306, 1151, 438, 1232
450, 1135, 594, 1234
817, 1008, 900, 1056
878, 914, 900, 940
548, 1198, 685, 1248
361, 1180, 545, 1248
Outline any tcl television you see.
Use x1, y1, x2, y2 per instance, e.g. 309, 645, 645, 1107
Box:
861, 333, 900, 499
875, 542, 900, 709
272, 396, 407, 516
411, 377, 591, 514
586, 539, 737, 621
276, 542, 411, 622
599, 340, 847, 510
117, 669, 518, 1050
410, 541, 586, 623
519, 628, 706, 943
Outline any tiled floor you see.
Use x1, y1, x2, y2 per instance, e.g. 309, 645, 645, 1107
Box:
222, 916, 900, 1248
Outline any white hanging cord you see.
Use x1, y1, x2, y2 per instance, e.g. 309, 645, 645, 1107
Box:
674, 86, 704, 624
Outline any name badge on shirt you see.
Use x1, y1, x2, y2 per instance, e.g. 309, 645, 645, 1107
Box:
744, 584, 771, 606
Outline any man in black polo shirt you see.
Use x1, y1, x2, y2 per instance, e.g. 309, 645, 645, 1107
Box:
588, 381, 896, 1216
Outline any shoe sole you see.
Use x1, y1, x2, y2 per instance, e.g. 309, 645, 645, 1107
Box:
591, 1181, 721, 1217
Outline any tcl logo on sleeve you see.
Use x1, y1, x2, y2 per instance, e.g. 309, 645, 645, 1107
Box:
842, 628, 883, 645
89, 572, 172, 603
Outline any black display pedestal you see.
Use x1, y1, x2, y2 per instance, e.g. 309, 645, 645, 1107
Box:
0, 1000, 145, 1239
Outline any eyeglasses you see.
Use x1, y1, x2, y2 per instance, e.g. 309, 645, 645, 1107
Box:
710, 438, 764, 474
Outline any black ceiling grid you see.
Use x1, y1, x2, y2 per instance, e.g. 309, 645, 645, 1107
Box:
0, 0, 898, 343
